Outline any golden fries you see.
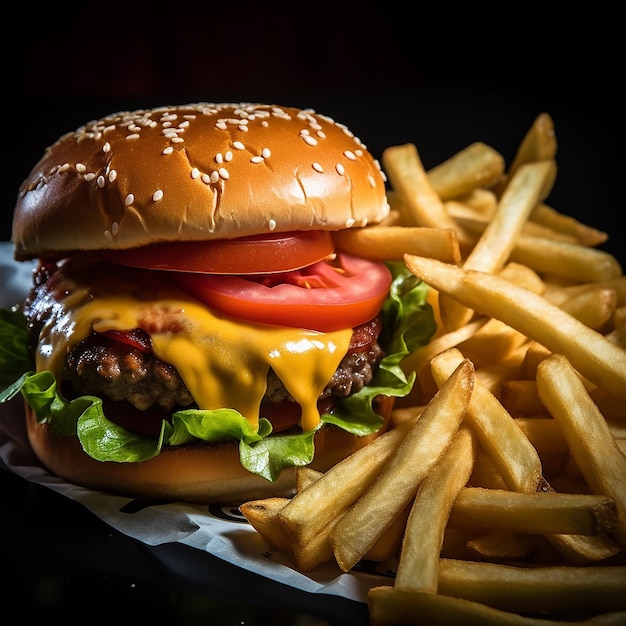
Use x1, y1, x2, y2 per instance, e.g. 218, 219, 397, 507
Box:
331, 360, 474, 572
395, 425, 476, 592
403, 256, 626, 404
333, 225, 461, 264
439, 160, 557, 331
240, 112, 626, 625
369, 586, 626, 626
536, 354, 626, 548
449, 487, 617, 536
382, 143, 473, 248
277, 424, 410, 548
427, 142, 505, 200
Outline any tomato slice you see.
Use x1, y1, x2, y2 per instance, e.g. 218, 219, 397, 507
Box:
176, 253, 392, 332
99, 231, 335, 275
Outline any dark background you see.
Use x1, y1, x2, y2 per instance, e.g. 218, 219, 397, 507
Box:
4, 1, 624, 266
2, 3, 624, 624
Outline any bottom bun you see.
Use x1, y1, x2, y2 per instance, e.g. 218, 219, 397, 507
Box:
24, 396, 394, 504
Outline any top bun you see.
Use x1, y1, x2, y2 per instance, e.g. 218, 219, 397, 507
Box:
12, 103, 390, 260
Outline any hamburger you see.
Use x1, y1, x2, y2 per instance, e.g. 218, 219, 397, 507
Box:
0, 102, 435, 503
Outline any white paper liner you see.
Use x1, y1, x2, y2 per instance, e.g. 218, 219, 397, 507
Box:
0, 241, 391, 604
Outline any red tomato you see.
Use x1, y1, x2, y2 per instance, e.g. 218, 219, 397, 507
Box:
176, 254, 392, 332
99, 231, 335, 275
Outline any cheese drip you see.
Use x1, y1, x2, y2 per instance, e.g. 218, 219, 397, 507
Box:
35, 266, 352, 433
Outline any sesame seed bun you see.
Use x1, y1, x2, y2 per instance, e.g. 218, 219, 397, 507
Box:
12, 103, 389, 261
24, 396, 393, 504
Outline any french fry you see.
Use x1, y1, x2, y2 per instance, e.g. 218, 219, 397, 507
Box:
429, 348, 546, 493
382, 143, 473, 247
536, 354, 626, 548
403, 256, 626, 405
454, 188, 498, 216
427, 142, 505, 200
330, 360, 475, 572
530, 203, 608, 247
333, 225, 461, 264
559, 286, 617, 330
543, 277, 626, 309
493, 112, 557, 197
449, 487, 617, 536
278, 422, 411, 548
240, 496, 344, 571
395, 425, 476, 592
513, 418, 568, 456
500, 380, 545, 416
437, 558, 626, 613
239, 497, 291, 550
440, 160, 556, 331
456, 318, 528, 368
369, 586, 626, 626
498, 262, 546, 295
509, 235, 623, 283
400, 318, 486, 379
465, 531, 541, 562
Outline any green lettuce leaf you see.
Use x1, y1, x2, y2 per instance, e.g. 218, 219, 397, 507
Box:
0, 262, 435, 482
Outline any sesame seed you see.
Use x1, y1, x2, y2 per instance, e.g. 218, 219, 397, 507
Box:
345, 218, 356, 228
103, 142, 111, 153
84, 173, 96, 181
238, 125, 248, 132
125, 193, 134, 206
344, 150, 357, 161
97, 175, 105, 188
301, 134, 318, 146
312, 162, 324, 173
210, 171, 220, 183
171, 137, 184, 143
126, 133, 140, 140
108, 170, 117, 182
216, 121, 227, 130
104, 230, 113, 241
153, 189, 164, 201
219, 167, 229, 180
268, 219, 277, 231
262, 147, 271, 158
224, 151, 233, 161
216, 153, 224, 164
233, 141, 245, 150
191, 167, 200, 179
58, 163, 71, 173
111, 221, 119, 235
316, 130, 326, 139
335, 163, 345, 175
201, 173, 211, 184
76, 163, 86, 173
250, 156, 263, 164
368, 174, 376, 187
162, 146, 174, 155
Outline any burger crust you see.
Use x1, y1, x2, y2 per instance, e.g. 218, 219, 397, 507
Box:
24, 396, 394, 504
12, 103, 389, 261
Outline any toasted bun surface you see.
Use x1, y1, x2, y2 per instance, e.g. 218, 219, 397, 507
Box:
13, 103, 389, 260
25, 397, 393, 504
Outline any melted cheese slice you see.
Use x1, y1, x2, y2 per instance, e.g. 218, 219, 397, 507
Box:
35, 263, 351, 433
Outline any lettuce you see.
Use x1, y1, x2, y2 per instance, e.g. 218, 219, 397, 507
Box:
0, 264, 435, 481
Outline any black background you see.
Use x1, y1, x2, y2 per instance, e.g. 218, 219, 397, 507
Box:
2, 2, 624, 624
4, 2, 624, 265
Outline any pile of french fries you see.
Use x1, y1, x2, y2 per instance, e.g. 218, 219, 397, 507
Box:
240, 113, 626, 625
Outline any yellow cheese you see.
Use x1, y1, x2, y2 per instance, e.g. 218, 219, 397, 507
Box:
35, 264, 351, 433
